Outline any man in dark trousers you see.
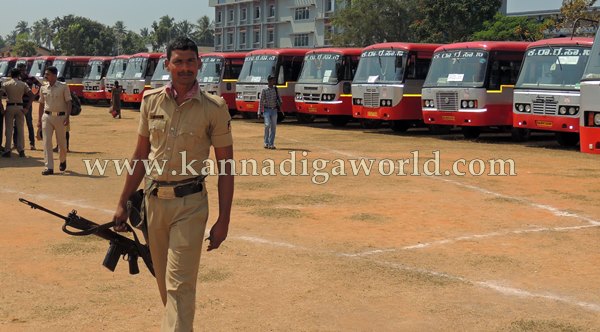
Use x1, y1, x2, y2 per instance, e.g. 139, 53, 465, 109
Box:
2, 68, 34, 157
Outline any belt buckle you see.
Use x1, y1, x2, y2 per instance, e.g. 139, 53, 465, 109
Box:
156, 186, 176, 199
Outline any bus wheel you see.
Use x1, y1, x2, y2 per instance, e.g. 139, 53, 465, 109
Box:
296, 113, 315, 123
511, 128, 531, 142
556, 132, 579, 147
277, 112, 286, 123
241, 112, 256, 119
390, 120, 410, 132
328, 116, 350, 127
228, 109, 238, 117
360, 119, 382, 129
461, 126, 481, 139
428, 125, 451, 135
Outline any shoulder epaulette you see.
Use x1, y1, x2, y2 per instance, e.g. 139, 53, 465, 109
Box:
142, 86, 167, 99
202, 90, 227, 108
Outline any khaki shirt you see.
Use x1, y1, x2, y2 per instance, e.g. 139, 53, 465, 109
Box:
2, 78, 31, 104
39, 81, 71, 113
138, 86, 233, 181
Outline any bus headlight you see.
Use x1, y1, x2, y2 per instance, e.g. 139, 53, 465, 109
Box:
295, 93, 303, 101
525, 104, 531, 113
461, 100, 477, 109
595, 113, 600, 126
422, 99, 434, 108
353, 98, 362, 105
568, 107, 578, 115
380, 99, 392, 107
236, 92, 242, 99
559, 106, 567, 115
461, 100, 468, 108
517, 104, 524, 112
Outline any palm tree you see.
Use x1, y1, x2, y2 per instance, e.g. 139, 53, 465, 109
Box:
113, 21, 127, 54
38, 18, 54, 49
15, 20, 30, 35
176, 20, 195, 40
195, 16, 214, 46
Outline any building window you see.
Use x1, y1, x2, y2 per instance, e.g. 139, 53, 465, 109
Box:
216, 11, 222, 23
229, 10, 234, 21
268, 30, 274, 43
326, 0, 334, 12
241, 8, 247, 21
240, 31, 246, 45
294, 7, 310, 20
293, 34, 309, 47
269, 5, 276, 17
216, 34, 222, 45
227, 33, 234, 45
255, 6, 260, 19
254, 30, 260, 44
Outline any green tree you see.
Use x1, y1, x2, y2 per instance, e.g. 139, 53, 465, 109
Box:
52, 16, 115, 55
0, 35, 6, 50
13, 33, 37, 56
195, 16, 214, 46
150, 15, 175, 51
121, 31, 148, 54
15, 20, 31, 35
31, 18, 54, 49
331, 0, 414, 46
410, 0, 502, 43
470, 13, 549, 41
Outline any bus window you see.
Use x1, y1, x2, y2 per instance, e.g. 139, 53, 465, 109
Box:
406, 55, 431, 79
488, 52, 523, 89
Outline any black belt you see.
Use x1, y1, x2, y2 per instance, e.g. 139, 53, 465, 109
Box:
150, 177, 204, 199
7, 103, 23, 106
45, 111, 66, 116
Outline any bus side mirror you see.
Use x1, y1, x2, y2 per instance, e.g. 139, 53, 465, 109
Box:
343, 81, 351, 94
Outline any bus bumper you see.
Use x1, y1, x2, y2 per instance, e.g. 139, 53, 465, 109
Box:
352, 97, 422, 120
423, 105, 512, 127
83, 91, 107, 101
295, 100, 350, 116
122, 93, 143, 103
580, 127, 600, 154
513, 114, 579, 133
236, 100, 258, 113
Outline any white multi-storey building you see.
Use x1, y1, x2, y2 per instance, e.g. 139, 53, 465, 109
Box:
209, 0, 338, 51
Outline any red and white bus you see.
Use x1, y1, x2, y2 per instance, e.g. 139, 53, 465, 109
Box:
579, 29, 600, 153
104, 55, 130, 100
53, 56, 93, 98
513, 37, 593, 146
150, 54, 169, 89
295, 48, 362, 126
422, 41, 529, 138
236, 48, 309, 120
199, 52, 246, 115
16, 57, 35, 73
0, 57, 18, 82
29, 56, 56, 82
121, 52, 162, 104
352, 42, 441, 131
82, 56, 113, 103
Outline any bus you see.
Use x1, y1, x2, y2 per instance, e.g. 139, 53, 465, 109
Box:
29, 56, 56, 82
121, 52, 162, 104
236, 48, 309, 120
422, 41, 529, 138
53, 56, 93, 98
82, 56, 112, 103
579, 31, 600, 153
150, 54, 169, 89
352, 42, 441, 131
104, 55, 130, 100
199, 52, 246, 115
0, 57, 18, 82
16, 57, 35, 73
295, 48, 362, 126
513, 37, 592, 146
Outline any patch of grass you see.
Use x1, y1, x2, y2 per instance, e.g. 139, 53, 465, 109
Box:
278, 193, 339, 205
33, 304, 78, 320
235, 198, 264, 207
485, 196, 523, 204
349, 213, 385, 223
47, 238, 102, 255
250, 207, 303, 219
466, 254, 518, 268
199, 268, 232, 283
509, 319, 583, 332
235, 181, 275, 190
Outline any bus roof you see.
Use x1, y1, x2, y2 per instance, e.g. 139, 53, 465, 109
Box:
201, 52, 248, 59
114, 54, 132, 60
88, 56, 114, 62
364, 42, 442, 52
33, 55, 57, 60
434, 41, 530, 53
305, 47, 363, 56
129, 52, 163, 59
527, 37, 593, 48
54, 56, 93, 62
245, 48, 310, 57
17, 57, 36, 62
0, 57, 19, 62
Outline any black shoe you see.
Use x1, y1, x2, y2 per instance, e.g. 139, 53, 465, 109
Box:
1, 151, 10, 158
30, 144, 36, 150
19, 150, 25, 158
42, 169, 54, 175
59, 161, 67, 172
53, 147, 58, 152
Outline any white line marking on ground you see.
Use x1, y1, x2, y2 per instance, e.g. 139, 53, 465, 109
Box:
3, 188, 115, 215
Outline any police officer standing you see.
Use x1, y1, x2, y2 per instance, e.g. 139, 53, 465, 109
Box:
113, 37, 234, 331
2, 68, 34, 158
18, 63, 41, 150
37, 66, 71, 175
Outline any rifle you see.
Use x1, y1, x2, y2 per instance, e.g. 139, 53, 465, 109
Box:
19, 198, 155, 277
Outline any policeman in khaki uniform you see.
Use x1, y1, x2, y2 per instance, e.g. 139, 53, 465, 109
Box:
113, 38, 234, 332
2, 68, 34, 158
37, 66, 71, 175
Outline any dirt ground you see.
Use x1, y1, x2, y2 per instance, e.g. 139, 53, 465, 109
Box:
1, 102, 600, 331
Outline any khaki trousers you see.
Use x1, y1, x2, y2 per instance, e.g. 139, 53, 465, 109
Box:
42, 113, 67, 170
4, 106, 25, 152
145, 188, 209, 332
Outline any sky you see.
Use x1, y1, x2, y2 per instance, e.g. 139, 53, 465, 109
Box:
0, 0, 213, 37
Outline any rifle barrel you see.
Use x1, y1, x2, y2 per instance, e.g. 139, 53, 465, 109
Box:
19, 198, 69, 221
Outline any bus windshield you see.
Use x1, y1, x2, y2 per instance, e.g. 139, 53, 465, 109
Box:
582, 35, 600, 80
298, 53, 341, 84
199, 57, 223, 83
123, 57, 148, 79
84, 61, 104, 80
0, 61, 10, 77
30, 59, 46, 78
424, 50, 488, 88
151, 58, 170, 81
53, 60, 67, 78
353, 50, 405, 84
238, 55, 277, 83
106, 59, 127, 80
517, 46, 590, 90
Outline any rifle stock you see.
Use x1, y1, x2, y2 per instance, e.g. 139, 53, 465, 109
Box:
19, 198, 154, 277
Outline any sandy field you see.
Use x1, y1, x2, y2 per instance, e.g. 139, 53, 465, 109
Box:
1, 102, 600, 331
